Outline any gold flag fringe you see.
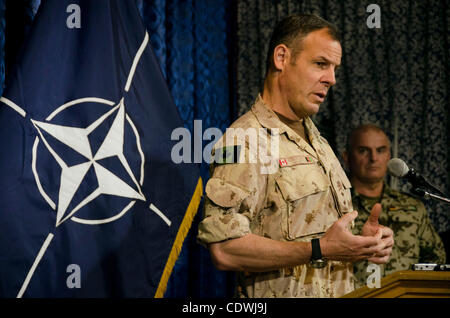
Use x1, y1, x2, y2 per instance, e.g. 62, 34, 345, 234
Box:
154, 177, 203, 298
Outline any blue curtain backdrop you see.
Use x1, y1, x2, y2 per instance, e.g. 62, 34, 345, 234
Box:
0, 0, 235, 298
136, 0, 236, 298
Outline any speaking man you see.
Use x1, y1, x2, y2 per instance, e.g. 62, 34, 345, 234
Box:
198, 15, 394, 297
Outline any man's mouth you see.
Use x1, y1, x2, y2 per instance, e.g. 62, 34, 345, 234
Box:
313, 92, 326, 102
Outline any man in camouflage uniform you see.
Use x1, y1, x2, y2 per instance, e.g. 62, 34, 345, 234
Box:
197, 15, 394, 298
343, 124, 446, 288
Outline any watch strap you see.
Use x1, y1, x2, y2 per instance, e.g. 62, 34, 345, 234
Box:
311, 238, 322, 260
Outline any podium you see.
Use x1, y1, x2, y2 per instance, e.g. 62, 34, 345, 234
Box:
342, 270, 450, 298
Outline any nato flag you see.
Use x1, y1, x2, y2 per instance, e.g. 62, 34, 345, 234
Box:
0, 0, 202, 297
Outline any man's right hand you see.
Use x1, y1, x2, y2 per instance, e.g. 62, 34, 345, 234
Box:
320, 211, 386, 263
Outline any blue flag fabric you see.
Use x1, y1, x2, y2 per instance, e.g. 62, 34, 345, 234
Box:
0, 0, 202, 297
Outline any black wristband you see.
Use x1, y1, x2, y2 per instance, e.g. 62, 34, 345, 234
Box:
311, 238, 322, 261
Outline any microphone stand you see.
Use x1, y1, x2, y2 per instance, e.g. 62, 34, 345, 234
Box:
411, 187, 450, 204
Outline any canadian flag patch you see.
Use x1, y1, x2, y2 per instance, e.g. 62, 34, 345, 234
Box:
279, 158, 288, 167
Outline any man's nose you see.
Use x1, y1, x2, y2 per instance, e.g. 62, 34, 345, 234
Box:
369, 150, 378, 162
322, 68, 336, 87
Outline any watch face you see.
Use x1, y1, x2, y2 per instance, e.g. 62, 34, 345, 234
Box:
311, 259, 327, 269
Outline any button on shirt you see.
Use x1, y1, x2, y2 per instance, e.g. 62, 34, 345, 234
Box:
197, 95, 355, 297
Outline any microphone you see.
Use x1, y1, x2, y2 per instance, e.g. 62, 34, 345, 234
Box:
387, 158, 445, 196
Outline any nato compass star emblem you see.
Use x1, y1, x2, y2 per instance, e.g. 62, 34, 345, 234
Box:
0, 32, 170, 297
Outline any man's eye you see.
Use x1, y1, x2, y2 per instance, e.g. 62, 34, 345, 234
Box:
316, 62, 325, 67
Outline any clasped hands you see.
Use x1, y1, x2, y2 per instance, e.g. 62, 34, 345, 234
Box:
320, 203, 394, 264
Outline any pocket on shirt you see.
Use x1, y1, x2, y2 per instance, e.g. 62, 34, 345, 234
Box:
275, 162, 330, 201
388, 210, 421, 258
274, 162, 337, 240
205, 177, 250, 208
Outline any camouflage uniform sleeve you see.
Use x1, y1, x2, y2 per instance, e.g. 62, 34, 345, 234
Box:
197, 156, 267, 247
417, 202, 447, 263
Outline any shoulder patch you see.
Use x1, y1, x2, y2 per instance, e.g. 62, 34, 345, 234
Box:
214, 145, 242, 165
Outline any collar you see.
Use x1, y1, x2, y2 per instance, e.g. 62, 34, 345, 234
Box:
381, 182, 400, 198
250, 94, 287, 136
250, 94, 322, 156
351, 182, 400, 201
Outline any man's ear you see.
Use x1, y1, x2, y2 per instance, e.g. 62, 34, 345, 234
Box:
272, 44, 290, 71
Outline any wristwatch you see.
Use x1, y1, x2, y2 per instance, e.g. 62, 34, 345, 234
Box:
310, 238, 327, 268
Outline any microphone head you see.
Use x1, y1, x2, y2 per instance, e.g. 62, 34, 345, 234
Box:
387, 158, 410, 177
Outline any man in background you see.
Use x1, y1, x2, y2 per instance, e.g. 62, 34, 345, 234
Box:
343, 124, 446, 288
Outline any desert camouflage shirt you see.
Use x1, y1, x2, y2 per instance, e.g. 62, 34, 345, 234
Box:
197, 95, 355, 298
351, 183, 446, 288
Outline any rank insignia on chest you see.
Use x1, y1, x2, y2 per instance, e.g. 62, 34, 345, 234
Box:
389, 205, 417, 211
279, 155, 316, 167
